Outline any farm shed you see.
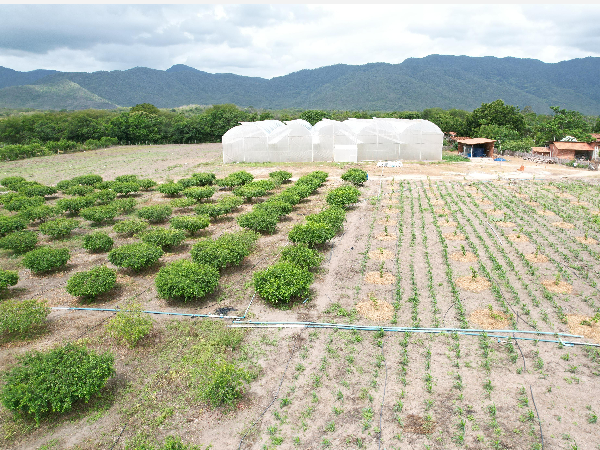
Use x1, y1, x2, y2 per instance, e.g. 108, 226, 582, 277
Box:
222, 118, 443, 163
548, 141, 595, 160
532, 147, 551, 156
457, 138, 496, 158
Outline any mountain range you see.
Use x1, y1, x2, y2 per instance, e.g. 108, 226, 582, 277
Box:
1, 55, 599, 114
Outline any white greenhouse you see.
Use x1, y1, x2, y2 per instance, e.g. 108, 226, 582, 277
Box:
222, 118, 443, 163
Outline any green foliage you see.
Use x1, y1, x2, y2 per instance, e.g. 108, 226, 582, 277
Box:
70, 174, 103, 186
269, 170, 293, 183
56, 195, 96, 214
170, 215, 210, 235
253, 262, 313, 304
306, 206, 346, 233
299, 110, 331, 125
39, 218, 79, 239
0, 269, 19, 291
126, 436, 205, 450
115, 175, 139, 183
536, 106, 593, 143
105, 301, 153, 348
183, 186, 215, 201
63, 185, 95, 196
155, 260, 219, 301
233, 180, 274, 201
158, 182, 184, 197
0, 176, 26, 189
0, 299, 49, 335
138, 179, 157, 190
137, 205, 172, 223
113, 218, 148, 236
289, 222, 336, 247
4, 195, 45, 212
280, 244, 323, 270
111, 181, 140, 196
130, 103, 160, 115
341, 168, 368, 185
442, 153, 470, 162
178, 173, 216, 188
0, 215, 26, 236
170, 197, 197, 208
237, 210, 279, 233
80, 205, 118, 224
92, 189, 117, 204
108, 242, 163, 271
281, 185, 312, 200
254, 199, 293, 218
0, 230, 38, 254
326, 185, 360, 208
82, 231, 114, 253
111, 197, 137, 213
271, 190, 301, 206
139, 227, 186, 249
0, 343, 114, 423
19, 205, 56, 223
17, 183, 57, 198
22, 247, 70, 273
218, 171, 254, 188
191, 230, 258, 270
66, 266, 117, 300
466, 99, 526, 136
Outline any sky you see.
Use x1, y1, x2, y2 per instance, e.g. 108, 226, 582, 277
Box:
0, 4, 599, 78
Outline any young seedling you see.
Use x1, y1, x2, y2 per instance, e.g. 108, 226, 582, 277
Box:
470, 266, 478, 280
461, 244, 467, 256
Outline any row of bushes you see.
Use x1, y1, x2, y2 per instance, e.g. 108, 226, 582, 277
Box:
0, 137, 119, 161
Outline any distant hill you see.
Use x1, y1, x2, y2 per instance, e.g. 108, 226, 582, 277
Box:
1, 55, 600, 114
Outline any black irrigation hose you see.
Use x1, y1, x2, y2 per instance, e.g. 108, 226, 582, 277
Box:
108, 419, 129, 450
74, 313, 115, 340
237, 333, 303, 450
442, 304, 455, 325
378, 336, 388, 450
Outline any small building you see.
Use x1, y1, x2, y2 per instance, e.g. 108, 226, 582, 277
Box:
457, 138, 496, 158
532, 147, 551, 156
548, 141, 595, 160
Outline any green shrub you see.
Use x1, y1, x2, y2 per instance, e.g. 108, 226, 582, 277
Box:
157, 182, 183, 197
0, 192, 22, 205
93, 189, 117, 204
113, 219, 148, 236
126, 436, 205, 450
233, 180, 275, 201
0, 231, 38, 254
0, 176, 26, 190
111, 181, 140, 196
0, 343, 114, 423
0, 299, 49, 335
280, 244, 323, 270
341, 168, 368, 185
155, 260, 219, 301
289, 222, 336, 247
80, 205, 119, 224
56, 179, 74, 191
93, 181, 114, 190
183, 186, 215, 201
56, 196, 95, 214
199, 359, 249, 408
253, 262, 313, 304
39, 218, 79, 239
114, 175, 138, 183
66, 266, 117, 300
0, 269, 19, 291
237, 210, 279, 234
17, 183, 57, 198
218, 171, 254, 188
83, 232, 114, 253
63, 185, 95, 196
326, 185, 360, 208
306, 206, 346, 233
4, 195, 45, 212
191, 172, 216, 186
105, 301, 153, 348
170, 197, 197, 208
139, 227, 186, 249
22, 247, 70, 273
19, 205, 56, 223
254, 199, 293, 217
0, 215, 27, 236
111, 197, 136, 213
108, 242, 163, 271
271, 191, 301, 206
71, 174, 103, 186
284, 184, 313, 200
138, 179, 157, 190
170, 215, 210, 235
269, 170, 293, 183
191, 231, 258, 270
137, 205, 172, 223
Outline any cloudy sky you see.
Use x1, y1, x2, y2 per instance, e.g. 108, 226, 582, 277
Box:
0, 4, 599, 78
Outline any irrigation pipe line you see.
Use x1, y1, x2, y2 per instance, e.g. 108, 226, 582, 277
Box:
378, 336, 388, 450
108, 418, 130, 450
52, 306, 245, 320
485, 221, 504, 243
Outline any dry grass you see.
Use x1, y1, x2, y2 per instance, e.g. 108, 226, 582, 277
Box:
507, 233, 529, 242
355, 297, 394, 322
567, 314, 600, 345
542, 279, 573, 294
430, 200, 444, 206
456, 275, 491, 292
368, 249, 394, 260
495, 221, 515, 228
443, 232, 465, 241
479, 199, 492, 205
552, 221, 575, 229
365, 272, 395, 285
469, 309, 510, 329
486, 209, 504, 215
450, 251, 477, 262
576, 236, 598, 245
525, 253, 549, 263
403, 414, 436, 435
571, 201, 589, 206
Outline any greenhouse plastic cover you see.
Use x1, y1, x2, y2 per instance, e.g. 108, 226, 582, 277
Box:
222, 118, 442, 163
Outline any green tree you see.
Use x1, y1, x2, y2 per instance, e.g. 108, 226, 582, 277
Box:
465, 100, 526, 136
299, 110, 331, 126
130, 103, 160, 115
536, 106, 593, 143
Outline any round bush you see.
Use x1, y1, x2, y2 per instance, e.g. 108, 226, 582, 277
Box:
114, 174, 138, 183
139, 227, 186, 249
138, 179, 157, 190
17, 183, 57, 198
155, 260, 219, 301
92, 189, 117, 204
71, 174, 103, 186
280, 244, 323, 270
83, 232, 114, 253
5, 195, 45, 212
284, 184, 313, 200
254, 199, 293, 218
63, 185, 95, 196
56, 196, 95, 214
269, 170, 292, 183
80, 205, 119, 224
111, 181, 139, 196
0, 215, 27, 236
191, 231, 258, 270
105, 301, 153, 348
66, 266, 117, 300
183, 186, 216, 201
341, 168, 368, 185
113, 218, 148, 236
326, 185, 361, 208
170, 197, 197, 208
157, 182, 184, 197
110, 197, 136, 213
233, 181, 273, 201
56, 179, 74, 191
306, 206, 346, 233
271, 191, 301, 206
253, 262, 313, 305
19, 205, 56, 223
0, 231, 38, 254
22, 247, 70, 273
0, 269, 19, 291
0, 299, 49, 334
108, 242, 163, 271
0, 192, 22, 205
237, 210, 279, 234
39, 218, 79, 239
137, 205, 172, 223
0, 343, 114, 423
190, 172, 216, 186
288, 222, 336, 247
170, 215, 210, 235
0, 176, 26, 189
218, 171, 254, 188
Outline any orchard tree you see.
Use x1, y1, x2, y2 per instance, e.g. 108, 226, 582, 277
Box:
465, 99, 526, 136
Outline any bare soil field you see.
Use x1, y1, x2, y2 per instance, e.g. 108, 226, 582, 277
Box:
1, 144, 600, 450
